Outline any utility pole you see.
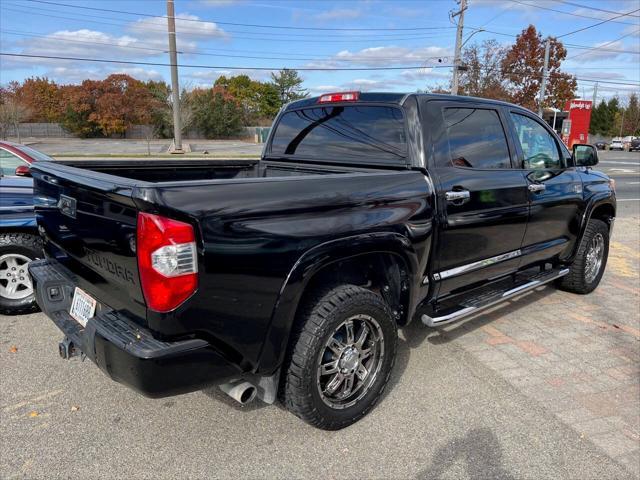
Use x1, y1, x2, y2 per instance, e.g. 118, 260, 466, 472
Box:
167, 0, 183, 153
451, 0, 467, 96
537, 37, 550, 117
592, 82, 598, 106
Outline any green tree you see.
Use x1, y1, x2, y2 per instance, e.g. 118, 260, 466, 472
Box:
589, 100, 608, 135
191, 87, 243, 138
215, 75, 280, 124
604, 97, 621, 137
622, 93, 640, 136
270, 69, 308, 106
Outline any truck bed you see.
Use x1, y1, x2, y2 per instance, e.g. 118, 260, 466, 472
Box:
58, 158, 364, 183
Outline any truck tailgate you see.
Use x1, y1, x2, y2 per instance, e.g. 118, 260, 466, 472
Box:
31, 162, 147, 321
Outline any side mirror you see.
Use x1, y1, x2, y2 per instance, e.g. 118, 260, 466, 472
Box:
15, 165, 31, 177
573, 144, 598, 167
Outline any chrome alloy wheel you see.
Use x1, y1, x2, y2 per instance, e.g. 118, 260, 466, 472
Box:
584, 233, 605, 284
316, 314, 384, 410
0, 254, 34, 300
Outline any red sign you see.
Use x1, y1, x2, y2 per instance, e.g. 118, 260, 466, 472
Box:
562, 99, 592, 148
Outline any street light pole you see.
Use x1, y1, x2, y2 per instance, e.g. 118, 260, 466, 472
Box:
451, 0, 467, 96
167, 0, 183, 153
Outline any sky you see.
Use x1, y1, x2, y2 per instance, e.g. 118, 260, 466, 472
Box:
0, 0, 639, 102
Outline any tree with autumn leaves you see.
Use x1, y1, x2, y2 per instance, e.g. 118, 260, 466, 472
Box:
3, 69, 306, 139
459, 25, 577, 111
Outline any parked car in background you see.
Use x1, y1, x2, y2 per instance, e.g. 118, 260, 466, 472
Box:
629, 137, 640, 152
29, 92, 615, 430
595, 141, 608, 150
610, 138, 625, 151
0, 141, 55, 314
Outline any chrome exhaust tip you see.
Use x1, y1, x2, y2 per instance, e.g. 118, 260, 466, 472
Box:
219, 380, 257, 405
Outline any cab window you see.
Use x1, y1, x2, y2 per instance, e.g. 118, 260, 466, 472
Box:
0, 149, 27, 176
443, 108, 511, 169
510, 113, 562, 169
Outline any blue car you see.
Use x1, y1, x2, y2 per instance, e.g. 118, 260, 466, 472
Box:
0, 142, 52, 314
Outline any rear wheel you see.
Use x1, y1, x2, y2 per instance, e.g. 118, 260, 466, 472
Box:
280, 284, 397, 430
557, 219, 609, 294
0, 233, 43, 315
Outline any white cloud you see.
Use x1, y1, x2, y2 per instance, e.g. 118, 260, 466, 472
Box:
183, 68, 272, 86
128, 13, 228, 53
313, 8, 364, 22
199, 0, 239, 6
572, 71, 629, 81
569, 40, 637, 62
39, 66, 163, 84
308, 85, 341, 92
305, 45, 452, 69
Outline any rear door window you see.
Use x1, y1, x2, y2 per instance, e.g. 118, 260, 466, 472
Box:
443, 108, 511, 169
270, 105, 407, 164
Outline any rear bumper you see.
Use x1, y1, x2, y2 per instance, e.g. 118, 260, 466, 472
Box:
29, 259, 241, 398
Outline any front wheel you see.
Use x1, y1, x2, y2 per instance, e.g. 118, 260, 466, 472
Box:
557, 219, 609, 294
280, 284, 397, 430
0, 233, 43, 315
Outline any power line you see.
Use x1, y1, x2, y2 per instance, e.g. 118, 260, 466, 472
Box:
0, 52, 456, 71
508, 0, 638, 25
21, 0, 455, 32
0, 30, 451, 63
557, 7, 640, 38
553, 0, 640, 18
0, 4, 453, 39
472, 27, 639, 54
565, 29, 640, 61
4, 3, 635, 57
0, 6, 455, 43
3, 52, 639, 87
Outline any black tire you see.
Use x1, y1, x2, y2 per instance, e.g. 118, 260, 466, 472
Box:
280, 284, 397, 430
557, 219, 609, 294
0, 232, 43, 315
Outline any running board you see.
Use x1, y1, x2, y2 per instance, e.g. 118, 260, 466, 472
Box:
421, 268, 570, 327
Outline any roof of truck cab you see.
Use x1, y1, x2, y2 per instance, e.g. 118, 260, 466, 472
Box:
285, 92, 529, 112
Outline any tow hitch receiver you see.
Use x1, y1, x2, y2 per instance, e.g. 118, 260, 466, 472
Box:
58, 337, 79, 359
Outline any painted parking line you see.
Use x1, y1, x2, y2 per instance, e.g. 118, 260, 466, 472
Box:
600, 161, 640, 166
616, 198, 640, 202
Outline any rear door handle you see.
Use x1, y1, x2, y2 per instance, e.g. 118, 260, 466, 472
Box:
528, 183, 546, 193
445, 190, 471, 202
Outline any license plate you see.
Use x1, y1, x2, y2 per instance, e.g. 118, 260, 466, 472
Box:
69, 287, 97, 327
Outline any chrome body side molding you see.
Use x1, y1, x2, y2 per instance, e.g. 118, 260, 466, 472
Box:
433, 249, 522, 281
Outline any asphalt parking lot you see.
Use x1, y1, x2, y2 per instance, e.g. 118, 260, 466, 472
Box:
1, 152, 639, 480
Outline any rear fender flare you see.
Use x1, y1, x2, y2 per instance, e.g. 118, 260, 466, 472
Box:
257, 232, 419, 373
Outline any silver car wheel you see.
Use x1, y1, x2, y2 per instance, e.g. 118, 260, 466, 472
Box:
0, 253, 34, 300
584, 233, 605, 284
316, 314, 385, 410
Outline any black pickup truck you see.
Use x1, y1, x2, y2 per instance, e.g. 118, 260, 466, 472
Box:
29, 92, 615, 430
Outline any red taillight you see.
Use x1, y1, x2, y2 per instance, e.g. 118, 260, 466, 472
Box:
317, 91, 359, 103
137, 212, 198, 312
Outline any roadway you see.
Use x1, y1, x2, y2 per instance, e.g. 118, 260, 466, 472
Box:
597, 150, 640, 218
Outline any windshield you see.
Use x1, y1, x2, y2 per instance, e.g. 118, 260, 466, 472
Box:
269, 105, 407, 165
19, 145, 55, 162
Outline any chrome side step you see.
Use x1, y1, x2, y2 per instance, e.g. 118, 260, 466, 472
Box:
421, 268, 570, 328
